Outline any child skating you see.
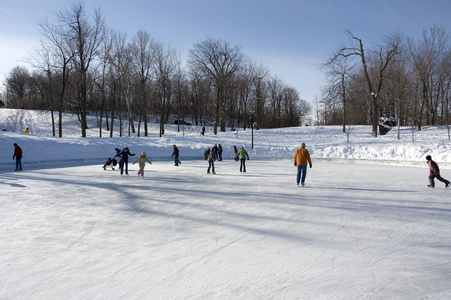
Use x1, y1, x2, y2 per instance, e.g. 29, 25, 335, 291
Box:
426, 155, 450, 188
132, 152, 152, 179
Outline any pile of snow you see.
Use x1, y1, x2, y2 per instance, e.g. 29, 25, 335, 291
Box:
0, 108, 450, 168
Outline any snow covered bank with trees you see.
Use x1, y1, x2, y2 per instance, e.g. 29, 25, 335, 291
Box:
0, 108, 450, 167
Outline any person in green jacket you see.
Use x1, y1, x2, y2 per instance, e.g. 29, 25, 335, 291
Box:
236, 146, 249, 173
132, 152, 152, 178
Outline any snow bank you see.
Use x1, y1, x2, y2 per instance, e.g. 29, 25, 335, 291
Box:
0, 108, 450, 168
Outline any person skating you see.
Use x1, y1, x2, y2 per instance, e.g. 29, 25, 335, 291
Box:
426, 155, 450, 188
236, 146, 249, 173
218, 144, 223, 161
13, 143, 23, 171
172, 145, 181, 166
103, 157, 117, 170
207, 148, 215, 174
115, 147, 135, 175
132, 152, 152, 178
212, 144, 218, 161
233, 145, 239, 161
294, 142, 312, 186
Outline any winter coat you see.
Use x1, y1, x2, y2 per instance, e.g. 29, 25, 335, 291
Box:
428, 159, 440, 175
294, 146, 311, 166
237, 147, 249, 160
133, 156, 151, 169
207, 151, 215, 162
13, 146, 23, 159
116, 150, 135, 163
172, 147, 179, 157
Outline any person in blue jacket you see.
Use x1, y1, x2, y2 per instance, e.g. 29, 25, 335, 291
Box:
115, 147, 135, 175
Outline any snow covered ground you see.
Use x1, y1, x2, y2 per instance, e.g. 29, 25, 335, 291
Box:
1, 108, 451, 299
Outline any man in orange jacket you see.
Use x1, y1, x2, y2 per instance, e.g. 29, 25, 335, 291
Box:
294, 143, 312, 186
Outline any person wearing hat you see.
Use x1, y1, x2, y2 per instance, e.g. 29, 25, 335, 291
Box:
13, 143, 23, 171
294, 142, 312, 186
115, 147, 135, 175
132, 152, 152, 178
426, 155, 450, 188
171, 145, 181, 166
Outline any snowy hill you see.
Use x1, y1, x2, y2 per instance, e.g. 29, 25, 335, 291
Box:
1, 108, 450, 168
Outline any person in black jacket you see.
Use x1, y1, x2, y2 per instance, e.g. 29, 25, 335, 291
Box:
172, 145, 181, 166
115, 147, 135, 175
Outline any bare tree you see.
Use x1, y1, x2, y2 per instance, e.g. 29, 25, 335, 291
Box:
235, 61, 254, 129
152, 41, 177, 137
189, 37, 244, 134
408, 25, 449, 129
35, 16, 76, 137
57, 1, 106, 137
321, 55, 354, 132
326, 31, 400, 137
250, 63, 269, 129
267, 76, 284, 128
108, 31, 132, 137
130, 30, 154, 137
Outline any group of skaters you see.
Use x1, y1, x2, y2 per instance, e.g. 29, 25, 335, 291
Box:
11, 141, 450, 188
203, 144, 249, 174
102, 143, 251, 177
103, 147, 152, 179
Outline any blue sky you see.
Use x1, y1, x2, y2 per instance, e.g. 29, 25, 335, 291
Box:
1, 0, 450, 102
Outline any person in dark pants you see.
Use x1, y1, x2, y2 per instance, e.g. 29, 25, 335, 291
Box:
115, 147, 135, 175
13, 143, 23, 171
426, 155, 450, 188
172, 145, 181, 166
207, 148, 215, 174
211, 144, 218, 161
236, 146, 249, 173
294, 143, 312, 186
218, 144, 223, 161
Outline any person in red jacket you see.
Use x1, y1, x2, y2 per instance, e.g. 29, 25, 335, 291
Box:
426, 155, 450, 188
13, 143, 23, 171
294, 143, 312, 186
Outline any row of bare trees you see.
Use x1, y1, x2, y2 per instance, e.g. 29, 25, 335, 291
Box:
2, 1, 310, 137
320, 25, 451, 137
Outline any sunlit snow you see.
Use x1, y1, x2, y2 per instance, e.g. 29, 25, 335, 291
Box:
1, 109, 450, 299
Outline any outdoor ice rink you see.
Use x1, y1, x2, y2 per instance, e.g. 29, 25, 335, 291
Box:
1, 160, 450, 299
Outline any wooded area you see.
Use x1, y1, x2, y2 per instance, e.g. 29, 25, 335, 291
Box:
0, 2, 310, 137
320, 26, 451, 137
1, 2, 450, 138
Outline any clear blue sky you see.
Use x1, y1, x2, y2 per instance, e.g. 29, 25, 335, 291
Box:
1, 0, 450, 102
